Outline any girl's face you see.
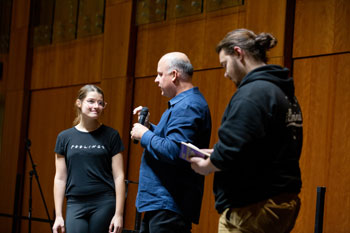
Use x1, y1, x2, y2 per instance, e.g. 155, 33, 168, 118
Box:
77, 91, 105, 120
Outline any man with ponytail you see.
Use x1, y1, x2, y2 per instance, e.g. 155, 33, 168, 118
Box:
190, 29, 303, 233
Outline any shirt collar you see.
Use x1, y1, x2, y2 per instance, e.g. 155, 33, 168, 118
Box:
168, 87, 198, 108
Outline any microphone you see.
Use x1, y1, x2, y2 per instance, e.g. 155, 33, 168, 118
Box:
134, 107, 149, 144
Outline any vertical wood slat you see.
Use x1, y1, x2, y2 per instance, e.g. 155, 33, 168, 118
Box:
293, 0, 350, 58
135, 7, 246, 78
102, 1, 136, 229
31, 35, 103, 90
0, 0, 32, 232
102, 0, 133, 79
292, 53, 350, 233
245, 0, 287, 59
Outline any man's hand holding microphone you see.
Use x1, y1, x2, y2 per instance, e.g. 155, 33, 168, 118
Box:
131, 106, 150, 143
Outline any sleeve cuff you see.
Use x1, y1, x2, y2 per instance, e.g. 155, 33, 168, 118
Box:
141, 130, 154, 148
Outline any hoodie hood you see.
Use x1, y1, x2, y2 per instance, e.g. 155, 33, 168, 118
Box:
239, 65, 295, 97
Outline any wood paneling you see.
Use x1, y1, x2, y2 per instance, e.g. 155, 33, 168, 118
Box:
0, 90, 26, 221
31, 36, 103, 90
0, 218, 12, 233
6, 27, 29, 91
293, 0, 350, 57
101, 77, 130, 139
106, 0, 131, 7
292, 53, 350, 233
0, 54, 9, 86
100, 77, 133, 171
268, 56, 284, 66
135, 7, 246, 78
192, 69, 235, 233
201, 9, 245, 69
102, 0, 133, 79
246, 0, 287, 58
11, 0, 31, 29
0, 0, 32, 231
135, 0, 288, 78
21, 86, 80, 233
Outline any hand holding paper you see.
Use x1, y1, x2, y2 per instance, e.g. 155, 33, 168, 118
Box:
179, 142, 210, 162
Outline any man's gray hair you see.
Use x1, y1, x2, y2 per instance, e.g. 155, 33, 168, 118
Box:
167, 58, 194, 78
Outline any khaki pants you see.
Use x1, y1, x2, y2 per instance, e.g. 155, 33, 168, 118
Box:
218, 193, 301, 233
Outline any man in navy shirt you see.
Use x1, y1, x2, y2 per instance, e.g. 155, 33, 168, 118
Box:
131, 52, 212, 233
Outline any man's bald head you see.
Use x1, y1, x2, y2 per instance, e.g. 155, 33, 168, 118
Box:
159, 52, 193, 80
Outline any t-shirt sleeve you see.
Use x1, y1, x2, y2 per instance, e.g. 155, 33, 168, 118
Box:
54, 133, 66, 156
110, 130, 124, 156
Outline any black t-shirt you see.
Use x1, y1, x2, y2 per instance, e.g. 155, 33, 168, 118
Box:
55, 125, 124, 197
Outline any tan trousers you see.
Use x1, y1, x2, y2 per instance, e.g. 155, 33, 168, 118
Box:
218, 193, 301, 233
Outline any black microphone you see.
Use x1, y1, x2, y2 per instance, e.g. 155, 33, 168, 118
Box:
134, 107, 149, 144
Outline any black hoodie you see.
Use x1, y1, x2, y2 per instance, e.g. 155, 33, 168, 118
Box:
210, 65, 303, 213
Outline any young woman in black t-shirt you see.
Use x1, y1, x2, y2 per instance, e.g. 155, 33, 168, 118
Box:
52, 84, 125, 233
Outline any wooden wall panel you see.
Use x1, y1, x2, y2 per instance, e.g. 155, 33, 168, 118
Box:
135, 0, 287, 78
246, 0, 287, 58
100, 77, 133, 172
291, 53, 350, 233
100, 77, 130, 139
0, 90, 27, 231
6, 27, 29, 91
31, 36, 103, 90
20, 86, 80, 233
0, 0, 32, 231
293, 0, 350, 57
10, 0, 31, 29
135, 7, 246, 78
0, 218, 11, 233
192, 69, 236, 146
268, 56, 284, 66
102, 0, 133, 79
192, 69, 235, 233
201, 10, 246, 69
0, 54, 9, 87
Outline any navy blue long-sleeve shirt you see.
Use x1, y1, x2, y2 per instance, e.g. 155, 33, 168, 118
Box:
136, 87, 211, 224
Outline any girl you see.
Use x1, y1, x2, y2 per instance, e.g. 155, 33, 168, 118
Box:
53, 84, 125, 233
